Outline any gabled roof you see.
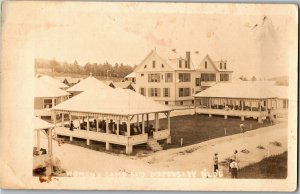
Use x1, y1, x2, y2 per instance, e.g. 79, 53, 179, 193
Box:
53, 88, 171, 116
112, 81, 133, 89
194, 82, 278, 99
66, 76, 112, 92
35, 78, 70, 98
54, 76, 83, 84
195, 54, 233, 72
34, 117, 53, 130
125, 72, 136, 78
39, 75, 68, 88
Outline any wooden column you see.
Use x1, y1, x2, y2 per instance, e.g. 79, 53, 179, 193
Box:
96, 117, 99, 132
61, 113, 64, 127
194, 98, 197, 114
157, 113, 160, 131
126, 116, 130, 136
106, 117, 109, 134
250, 100, 252, 111
48, 128, 53, 174
87, 115, 90, 145
37, 130, 40, 151
137, 115, 139, 126
53, 112, 57, 127
259, 100, 262, 112
167, 111, 170, 131
142, 114, 145, 134
116, 119, 120, 135
241, 100, 244, 111
146, 114, 149, 128
154, 113, 158, 132
52, 98, 55, 108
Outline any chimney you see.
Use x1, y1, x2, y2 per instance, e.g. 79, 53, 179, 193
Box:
186, 51, 191, 69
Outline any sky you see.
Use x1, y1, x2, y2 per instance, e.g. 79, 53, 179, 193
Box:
3, 2, 298, 79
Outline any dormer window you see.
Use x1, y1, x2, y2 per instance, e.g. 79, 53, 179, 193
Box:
144, 65, 147, 69
161, 64, 164, 68
224, 63, 227, 69
185, 60, 188, 68
179, 60, 182, 68
152, 61, 156, 68
220, 63, 222, 69
205, 61, 207, 69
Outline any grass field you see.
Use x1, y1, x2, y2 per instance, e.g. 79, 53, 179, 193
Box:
237, 151, 287, 179
156, 114, 270, 147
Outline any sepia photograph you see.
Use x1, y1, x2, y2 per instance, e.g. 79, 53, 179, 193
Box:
0, 1, 298, 191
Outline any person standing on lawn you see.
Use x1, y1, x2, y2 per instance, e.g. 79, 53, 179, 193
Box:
230, 159, 239, 178
229, 150, 238, 172
213, 153, 219, 173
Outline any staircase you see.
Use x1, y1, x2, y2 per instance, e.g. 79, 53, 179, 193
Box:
147, 139, 163, 151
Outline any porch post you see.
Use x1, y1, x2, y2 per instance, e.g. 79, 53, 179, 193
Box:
52, 97, 55, 108
142, 114, 145, 134
87, 115, 90, 145
137, 114, 139, 126
37, 130, 40, 151
53, 112, 57, 127
259, 100, 262, 112
157, 113, 160, 130
167, 111, 170, 131
96, 117, 99, 132
241, 100, 244, 111
48, 127, 53, 174
126, 116, 130, 136
106, 117, 109, 134
146, 114, 149, 128
61, 113, 64, 127
116, 118, 120, 135
155, 113, 158, 132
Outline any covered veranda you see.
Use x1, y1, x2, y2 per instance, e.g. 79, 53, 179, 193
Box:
33, 117, 54, 172
194, 82, 279, 123
52, 88, 172, 154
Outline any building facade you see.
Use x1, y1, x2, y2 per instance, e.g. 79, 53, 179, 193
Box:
134, 50, 233, 106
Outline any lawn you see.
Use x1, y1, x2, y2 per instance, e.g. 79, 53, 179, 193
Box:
156, 114, 271, 147
237, 151, 287, 179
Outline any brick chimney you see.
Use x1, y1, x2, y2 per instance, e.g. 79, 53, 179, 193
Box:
186, 51, 191, 68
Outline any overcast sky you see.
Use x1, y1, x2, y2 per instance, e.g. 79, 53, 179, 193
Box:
4, 2, 297, 79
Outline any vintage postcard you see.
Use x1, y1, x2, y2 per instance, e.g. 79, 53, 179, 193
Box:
0, 1, 298, 191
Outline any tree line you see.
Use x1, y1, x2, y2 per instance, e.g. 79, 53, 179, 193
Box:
35, 59, 136, 78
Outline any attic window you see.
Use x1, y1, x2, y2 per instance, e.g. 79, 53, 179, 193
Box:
224, 63, 227, 69
152, 60, 156, 68
220, 63, 222, 69
144, 65, 147, 69
185, 60, 188, 68
179, 60, 182, 68
205, 61, 207, 69
161, 64, 164, 68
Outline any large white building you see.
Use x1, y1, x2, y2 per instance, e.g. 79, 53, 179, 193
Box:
133, 49, 233, 106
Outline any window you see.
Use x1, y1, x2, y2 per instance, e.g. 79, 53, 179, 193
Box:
220, 63, 222, 69
201, 73, 216, 82
149, 88, 161, 97
205, 61, 207, 69
144, 65, 147, 69
140, 88, 146, 96
195, 78, 201, 86
185, 60, 188, 68
141, 74, 144, 77
165, 73, 173, 83
179, 60, 182, 68
179, 88, 191, 97
161, 74, 164, 79
178, 73, 191, 82
152, 60, 156, 68
163, 88, 170, 97
220, 73, 229, 81
224, 62, 227, 69
44, 98, 53, 108
148, 73, 161, 82
161, 64, 164, 68
165, 101, 169, 105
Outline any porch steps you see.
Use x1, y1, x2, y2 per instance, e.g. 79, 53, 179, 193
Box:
147, 139, 163, 152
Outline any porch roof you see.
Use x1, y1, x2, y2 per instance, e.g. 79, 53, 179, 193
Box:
66, 76, 112, 92
35, 78, 70, 98
34, 117, 53, 130
53, 88, 171, 116
194, 82, 278, 99
38, 75, 68, 89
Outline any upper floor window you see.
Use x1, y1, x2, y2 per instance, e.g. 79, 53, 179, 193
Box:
179, 60, 182, 68
139, 87, 146, 96
152, 61, 156, 68
178, 73, 191, 82
224, 62, 227, 69
149, 88, 161, 97
161, 64, 164, 68
185, 60, 188, 68
144, 65, 147, 69
179, 88, 190, 97
44, 98, 56, 109
205, 61, 207, 69
220, 73, 229, 81
220, 63, 222, 69
165, 73, 173, 83
148, 73, 161, 82
201, 73, 216, 82
163, 88, 170, 97
141, 73, 144, 77
195, 78, 201, 86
